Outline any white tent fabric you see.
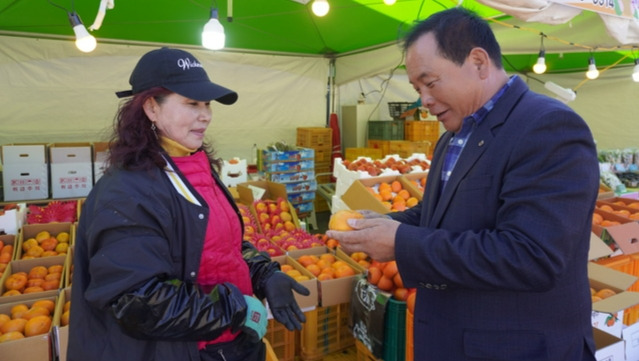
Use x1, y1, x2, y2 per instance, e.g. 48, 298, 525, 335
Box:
480, 0, 639, 44
0, 36, 329, 161
1, 32, 638, 165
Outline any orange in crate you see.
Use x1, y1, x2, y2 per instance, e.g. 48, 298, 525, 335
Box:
406, 309, 414, 361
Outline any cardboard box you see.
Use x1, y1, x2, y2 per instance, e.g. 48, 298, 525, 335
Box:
599, 197, 639, 210
271, 255, 318, 311
49, 143, 93, 199
288, 246, 361, 307
589, 262, 639, 337
220, 158, 247, 188
17, 222, 74, 260
598, 184, 615, 200
92, 142, 110, 183
589, 232, 614, 262
593, 327, 624, 361
2, 144, 49, 201
237, 180, 289, 205
341, 175, 423, 215
0, 294, 57, 361
0, 203, 26, 235
0, 255, 65, 304
51, 286, 71, 361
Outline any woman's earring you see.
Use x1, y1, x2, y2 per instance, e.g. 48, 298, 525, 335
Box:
151, 123, 158, 139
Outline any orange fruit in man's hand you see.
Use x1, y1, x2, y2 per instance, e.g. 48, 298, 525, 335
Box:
328, 210, 364, 231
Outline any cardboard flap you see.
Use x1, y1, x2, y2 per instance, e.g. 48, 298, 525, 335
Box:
588, 262, 639, 292
593, 291, 639, 314
603, 222, 639, 254
589, 232, 614, 261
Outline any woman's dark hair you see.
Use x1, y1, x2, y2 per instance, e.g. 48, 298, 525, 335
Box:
403, 8, 503, 69
107, 87, 222, 173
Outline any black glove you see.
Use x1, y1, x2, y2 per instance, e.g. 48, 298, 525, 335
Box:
264, 271, 310, 331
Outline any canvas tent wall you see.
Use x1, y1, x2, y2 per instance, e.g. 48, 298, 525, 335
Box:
0, 36, 329, 161
1, 33, 638, 164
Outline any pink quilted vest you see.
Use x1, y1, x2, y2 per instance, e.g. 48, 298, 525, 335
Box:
171, 151, 252, 347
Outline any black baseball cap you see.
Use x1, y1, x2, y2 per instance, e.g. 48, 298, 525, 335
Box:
115, 47, 238, 104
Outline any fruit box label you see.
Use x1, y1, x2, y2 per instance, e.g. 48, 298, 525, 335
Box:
592, 310, 624, 338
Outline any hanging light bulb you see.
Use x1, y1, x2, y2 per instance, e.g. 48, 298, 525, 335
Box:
312, 0, 329, 17
585, 56, 599, 80
632, 58, 639, 82
532, 50, 546, 74
383, 0, 397, 5
68, 12, 96, 53
202, 8, 225, 50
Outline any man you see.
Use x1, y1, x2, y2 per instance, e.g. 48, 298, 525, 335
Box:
327, 8, 598, 360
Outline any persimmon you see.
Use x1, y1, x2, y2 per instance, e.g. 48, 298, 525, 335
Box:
0, 313, 10, 328
598, 204, 613, 212
1, 244, 13, 255
25, 245, 44, 258
325, 238, 339, 249
305, 264, 321, 277
383, 261, 399, 279
391, 180, 402, 193
298, 255, 317, 268
22, 306, 50, 319
45, 272, 62, 281
48, 265, 63, 274
595, 288, 617, 299
334, 265, 355, 278
32, 300, 55, 313
41, 279, 60, 291
592, 213, 603, 225
397, 189, 410, 200
5, 273, 28, 291
0, 318, 27, 334
28, 266, 48, 280
393, 287, 409, 301
600, 220, 621, 227
24, 315, 51, 337
320, 254, 336, 263
317, 273, 334, 281
0, 331, 25, 343
328, 210, 364, 231
11, 304, 29, 319
61, 310, 70, 326
377, 275, 394, 291
40, 238, 58, 252
379, 189, 393, 202
23, 286, 45, 294
63, 301, 71, 313
2, 290, 21, 296
280, 264, 294, 273
393, 272, 404, 289
406, 197, 419, 208
0, 252, 11, 264
367, 266, 382, 285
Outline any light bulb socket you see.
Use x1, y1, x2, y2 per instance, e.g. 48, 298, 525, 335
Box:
538, 49, 545, 58
210, 7, 219, 20
588, 56, 596, 66
67, 12, 83, 27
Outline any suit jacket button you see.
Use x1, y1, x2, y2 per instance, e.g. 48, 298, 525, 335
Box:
190, 271, 196, 277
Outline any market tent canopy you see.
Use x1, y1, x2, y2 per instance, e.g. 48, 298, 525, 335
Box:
1, 0, 638, 77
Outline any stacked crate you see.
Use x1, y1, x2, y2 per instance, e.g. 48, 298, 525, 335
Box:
296, 127, 332, 213
367, 120, 438, 159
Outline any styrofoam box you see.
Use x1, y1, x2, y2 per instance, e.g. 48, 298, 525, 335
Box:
221, 158, 248, 188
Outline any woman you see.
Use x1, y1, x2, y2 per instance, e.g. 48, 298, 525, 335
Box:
68, 47, 309, 361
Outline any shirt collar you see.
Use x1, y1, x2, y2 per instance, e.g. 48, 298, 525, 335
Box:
461, 75, 517, 132
160, 136, 198, 157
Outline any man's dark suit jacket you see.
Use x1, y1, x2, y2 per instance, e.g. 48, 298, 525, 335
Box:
391, 76, 599, 361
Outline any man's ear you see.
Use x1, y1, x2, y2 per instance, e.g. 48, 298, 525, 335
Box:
469, 47, 490, 78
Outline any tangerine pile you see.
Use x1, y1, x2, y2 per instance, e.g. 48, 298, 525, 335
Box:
366, 180, 419, 212
295, 253, 356, 281
3, 264, 63, 297
0, 299, 54, 343
410, 177, 427, 193
21, 230, 70, 260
